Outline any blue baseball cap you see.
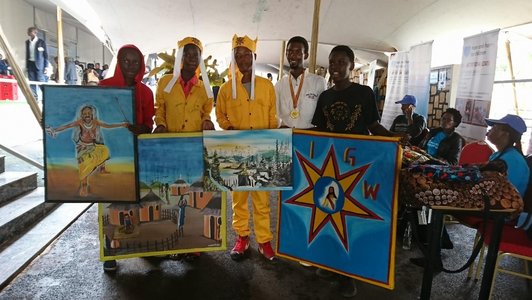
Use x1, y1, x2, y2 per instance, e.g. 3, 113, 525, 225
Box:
395, 95, 416, 106
485, 114, 527, 135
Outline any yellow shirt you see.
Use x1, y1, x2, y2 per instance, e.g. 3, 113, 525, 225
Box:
155, 74, 213, 132
216, 75, 278, 130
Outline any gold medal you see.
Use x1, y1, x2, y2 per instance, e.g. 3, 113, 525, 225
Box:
290, 109, 300, 119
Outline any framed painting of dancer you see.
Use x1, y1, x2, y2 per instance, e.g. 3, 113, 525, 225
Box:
277, 129, 401, 290
99, 133, 226, 260
203, 129, 292, 192
43, 86, 138, 203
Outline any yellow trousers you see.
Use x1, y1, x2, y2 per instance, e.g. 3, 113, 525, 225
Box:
231, 191, 272, 243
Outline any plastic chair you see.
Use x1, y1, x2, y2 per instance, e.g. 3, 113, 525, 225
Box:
476, 222, 532, 299
458, 141, 494, 165
466, 154, 532, 281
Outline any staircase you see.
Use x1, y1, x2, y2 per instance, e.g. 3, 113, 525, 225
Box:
0, 154, 91, 290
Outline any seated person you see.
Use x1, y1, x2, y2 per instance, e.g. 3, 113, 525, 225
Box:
482, 114, 529, 198
390, 95, 427, 146
420, 108, 463, 165
409, 108, 463, 266
412, 114, 530, 270
0, 53, 8, 75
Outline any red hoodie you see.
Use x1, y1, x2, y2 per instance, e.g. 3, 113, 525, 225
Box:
100, 44, 154, 130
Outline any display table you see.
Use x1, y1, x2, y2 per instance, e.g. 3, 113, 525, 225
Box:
419, 206, 515, 300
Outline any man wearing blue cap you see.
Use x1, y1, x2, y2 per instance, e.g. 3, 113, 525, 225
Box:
390, 95, 427, 146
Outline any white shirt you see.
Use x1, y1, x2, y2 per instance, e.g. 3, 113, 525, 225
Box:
28, 37, 38, 61
275, 69, 326, 129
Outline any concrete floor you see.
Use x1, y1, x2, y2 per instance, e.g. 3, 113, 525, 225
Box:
1, 198, 531, 300
1, 98, 531, 299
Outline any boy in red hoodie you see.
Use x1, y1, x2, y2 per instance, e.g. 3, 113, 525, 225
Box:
99, 44, 154, 272
100, 44, 154, 135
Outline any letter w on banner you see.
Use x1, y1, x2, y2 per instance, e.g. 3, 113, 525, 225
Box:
277, 130, 401, 290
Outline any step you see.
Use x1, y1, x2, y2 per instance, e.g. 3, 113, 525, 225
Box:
0, 188, 57, 246
0, 172, 37, 205
0, 156, 4, 174
0, 202, 92, 289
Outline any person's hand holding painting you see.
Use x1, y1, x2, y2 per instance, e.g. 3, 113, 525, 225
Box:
153, 125, 168, 133
202, 120, 215, 130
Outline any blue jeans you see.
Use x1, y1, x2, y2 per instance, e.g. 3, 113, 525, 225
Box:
27, 61, 45, 98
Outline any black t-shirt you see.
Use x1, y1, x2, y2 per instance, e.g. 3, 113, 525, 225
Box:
311, 83, 380, 134
390, 113, 427, 146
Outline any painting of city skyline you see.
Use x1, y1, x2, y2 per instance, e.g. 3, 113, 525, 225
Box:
203, 129, 292, 191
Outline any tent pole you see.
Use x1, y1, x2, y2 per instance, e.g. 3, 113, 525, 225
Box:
308, 0, 321, 74
504, 38, 519, 115
57, 6, 65, 84
278, 40, 286, 80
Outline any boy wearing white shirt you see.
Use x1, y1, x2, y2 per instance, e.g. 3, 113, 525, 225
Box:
275, 36, 326, 129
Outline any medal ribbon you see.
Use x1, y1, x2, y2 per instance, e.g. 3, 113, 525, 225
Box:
289, 71, 305, 110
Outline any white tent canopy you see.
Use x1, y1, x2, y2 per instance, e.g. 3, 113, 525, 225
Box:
47, 0, 532, 69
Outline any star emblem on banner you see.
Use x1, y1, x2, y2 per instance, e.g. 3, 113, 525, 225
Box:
286, 145, 382, 251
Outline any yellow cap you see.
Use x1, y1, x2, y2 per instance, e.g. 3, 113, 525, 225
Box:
178, 37, 203, 52
232, 35, 257, 53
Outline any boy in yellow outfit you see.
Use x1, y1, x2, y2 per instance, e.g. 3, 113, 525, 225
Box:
154, 37, 214, 133
154, 37, 214, 261
216, 35, 278, 261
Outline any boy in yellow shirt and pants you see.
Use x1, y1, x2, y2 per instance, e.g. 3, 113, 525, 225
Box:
216, 35, 278, 261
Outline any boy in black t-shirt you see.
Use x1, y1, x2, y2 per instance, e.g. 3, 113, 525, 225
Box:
311, 45, 399, 298
312, 45, 395, 137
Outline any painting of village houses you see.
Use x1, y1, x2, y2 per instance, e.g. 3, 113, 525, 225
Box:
203, 129, 293, 191
99, 133, 226, 260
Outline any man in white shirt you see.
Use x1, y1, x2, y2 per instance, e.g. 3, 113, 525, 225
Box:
275, 36, 326, 129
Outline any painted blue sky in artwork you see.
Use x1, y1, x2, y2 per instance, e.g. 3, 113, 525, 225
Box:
43, 86, 134, 162
137, 135, 204, 185
203, 128, 292, 150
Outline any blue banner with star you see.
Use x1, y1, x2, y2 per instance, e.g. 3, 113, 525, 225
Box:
277, 130, 401, 290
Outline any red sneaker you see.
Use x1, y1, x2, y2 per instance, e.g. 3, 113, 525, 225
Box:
258, 241, 275, 261
230, 235, 250, 261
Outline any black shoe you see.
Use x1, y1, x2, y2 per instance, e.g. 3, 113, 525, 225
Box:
103, 260, 117, 272
410, 256, 443, 272
184, 252, 201, 262
338, 276, 357, 298
230, 250, 249, 261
